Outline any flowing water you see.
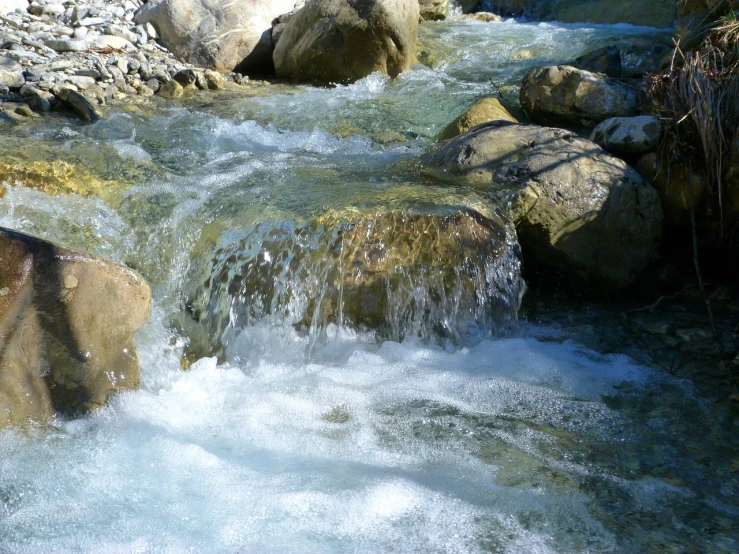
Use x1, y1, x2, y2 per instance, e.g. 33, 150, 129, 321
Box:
1, 18, 738, 554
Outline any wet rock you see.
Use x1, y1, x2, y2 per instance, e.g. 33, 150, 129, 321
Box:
419, 0, 447, 20
134, 0, 296, 73
0, 227, 151, 428
573, 45, 622, 78
157, 79, 183, 98
13, 104, 36, 117
438, 97, 517, 141
181, 208, 524, 361
520, 65, 640, 127
467, 12, 502, 22
273, 0, 419, 85
589, 116, 663, 155
204, 69, 224, 90
55, 86, 101, 121
635, 153, 707, 228
426, 121, 663, 288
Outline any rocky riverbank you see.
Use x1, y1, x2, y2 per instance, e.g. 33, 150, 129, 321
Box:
0, 0, 242, 122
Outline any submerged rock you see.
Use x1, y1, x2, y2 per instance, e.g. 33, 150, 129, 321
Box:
273, 0, 419, 85
520, 65, 640, 126
438, 97, 517, 141
0, 227, 151, 428
180, 208, 524, 362
426, 121, 663, 288
134, 0, 297, 74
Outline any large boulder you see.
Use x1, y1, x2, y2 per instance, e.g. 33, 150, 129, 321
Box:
426, 121, 663, 288
0, 228, 151, 428
133, 0, 297, 74
180, 208, 524, 362
273, 0, 419, 85
438, 97, 517, 141
419, 0, 447, 20
520, 65, 640, 127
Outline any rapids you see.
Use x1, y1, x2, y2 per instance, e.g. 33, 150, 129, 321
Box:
1, 17, 737, 554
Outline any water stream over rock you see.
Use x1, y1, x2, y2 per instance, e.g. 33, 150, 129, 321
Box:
2, 18, 737, 553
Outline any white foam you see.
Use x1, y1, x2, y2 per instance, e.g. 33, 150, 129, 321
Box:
0, 318, 655, 552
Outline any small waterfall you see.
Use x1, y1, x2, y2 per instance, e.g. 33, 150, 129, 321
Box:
178, 209, 525, 362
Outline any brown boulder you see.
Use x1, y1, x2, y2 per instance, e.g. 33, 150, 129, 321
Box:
0, 228, 151, 427
426, 121, 663, 288
273, 0, 419, 85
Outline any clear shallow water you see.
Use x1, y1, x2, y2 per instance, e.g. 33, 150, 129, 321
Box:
2, 18, 737, 554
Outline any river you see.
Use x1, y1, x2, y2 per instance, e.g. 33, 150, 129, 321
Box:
1, 16, 737, 554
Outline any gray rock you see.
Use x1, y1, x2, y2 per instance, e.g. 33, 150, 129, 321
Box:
45, 38, 87, 52
66, 75, 96, 90
520, 65, 640, 126
77, 17, 109, 27
426, 121, 663, 288
55, 86, 102, 121
134, 0, 296, 73
0, 69, 24, 88
590, 116, 663, 155
0, 58, 21, 71
87, 34, 135, 50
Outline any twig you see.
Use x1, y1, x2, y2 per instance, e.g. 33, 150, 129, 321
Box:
489, 79, 513, 103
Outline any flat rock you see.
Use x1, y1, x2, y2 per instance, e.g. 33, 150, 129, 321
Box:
45, 39, 87, 52
86, 34, 135, 50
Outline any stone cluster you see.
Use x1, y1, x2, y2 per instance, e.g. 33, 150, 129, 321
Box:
0, 0, 232, 121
